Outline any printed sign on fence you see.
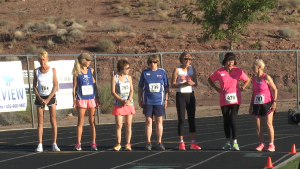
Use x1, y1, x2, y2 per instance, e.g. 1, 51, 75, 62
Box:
0, 61, 27, 112
34, 60, 74, 110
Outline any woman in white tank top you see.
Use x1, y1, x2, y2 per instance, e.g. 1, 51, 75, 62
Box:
33, 51, 60, 152
171, 52, 201, 150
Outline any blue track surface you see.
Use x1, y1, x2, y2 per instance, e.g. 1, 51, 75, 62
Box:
0, 112, 299, 169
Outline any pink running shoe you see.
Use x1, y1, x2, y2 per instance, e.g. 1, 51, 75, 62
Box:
179, 142, 186, 150
190, 142, 201, 150
256, 143, 266, 151
268, 144, 275, 152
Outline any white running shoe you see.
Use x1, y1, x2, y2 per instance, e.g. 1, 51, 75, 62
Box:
35, 144, 43, 152
52, 143, 60, 152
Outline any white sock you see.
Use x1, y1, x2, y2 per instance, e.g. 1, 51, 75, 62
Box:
38, 143, 42, 146
269, 143, 274, 145
53, 143, 57, 146
180, 140, 184, 143
233, 140, 237, 144
191, 140, 196, 143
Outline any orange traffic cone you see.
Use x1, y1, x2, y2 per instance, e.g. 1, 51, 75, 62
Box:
289, 144, 298, 154
264, 157, 275, 168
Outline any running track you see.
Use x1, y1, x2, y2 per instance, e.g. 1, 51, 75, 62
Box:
0, 112, 299, 169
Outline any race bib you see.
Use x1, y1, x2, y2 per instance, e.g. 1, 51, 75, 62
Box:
225, 93, 237, 103
254, 94, 265, 104
180, 86, 192, 93
82, 85, 93, 95
149, 83, 160, 93
120, 83, 130, 94
40, 83, 52, 95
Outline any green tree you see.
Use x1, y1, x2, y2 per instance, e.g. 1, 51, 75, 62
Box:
182, 0, 276, 49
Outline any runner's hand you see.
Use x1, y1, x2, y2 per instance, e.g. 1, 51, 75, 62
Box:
164, 100, 168, 109
186, 80, 195, 86
95, 98, 100, 107
270, 102, 276, 111
121, 99, 127, 105
139, 100, 143, 108
73, 101, 76, 109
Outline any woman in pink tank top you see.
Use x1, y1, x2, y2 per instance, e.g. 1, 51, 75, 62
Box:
249, 59, 277, 152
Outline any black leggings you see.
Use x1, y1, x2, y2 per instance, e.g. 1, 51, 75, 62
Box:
221, 104, 239, 139
176, 92, 196, 136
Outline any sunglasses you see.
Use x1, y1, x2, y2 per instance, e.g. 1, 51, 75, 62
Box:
150, 61, 158, 64
125, 67, 131, 70
184, 58, 192, 61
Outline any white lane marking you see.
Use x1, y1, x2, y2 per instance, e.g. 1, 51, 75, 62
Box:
186, 134, 300, 169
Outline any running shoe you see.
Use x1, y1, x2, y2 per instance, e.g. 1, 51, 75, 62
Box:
179, 142, 186, 150
267, 144, 275, 152
35, 144, 43, 152
113, 144, 122, 151
232, 143, 240, 151
74, 143, 82, 151
125, 144, 132, 151
255, 143, 266, 151
52, 143, 60, 152
156, 143, 165, 151
145, 143, 152, 151
222, 142, 231, 150
190, 142, 201, 150
91, 143, 98, 151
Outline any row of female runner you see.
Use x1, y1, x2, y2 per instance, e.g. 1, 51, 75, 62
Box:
33, 51, 277, 152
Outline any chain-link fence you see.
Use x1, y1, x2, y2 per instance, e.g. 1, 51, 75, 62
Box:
0, 50, 299, 130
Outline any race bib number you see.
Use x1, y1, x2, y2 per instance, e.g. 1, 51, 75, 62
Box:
120, 83, 130, 94
254, 94, 265, 104
40, 83, 52, 95
82, 85, 93, 95
149, 83, 160, 93
225, 93, 237, 103
180, 86, 192, 93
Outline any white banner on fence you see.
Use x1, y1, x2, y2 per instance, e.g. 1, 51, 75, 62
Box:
0, 61, 27, 112
34, 60, 74, 110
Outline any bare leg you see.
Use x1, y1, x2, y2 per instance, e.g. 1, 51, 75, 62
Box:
49, 105, 57, 143
115, 115, 123, 144
87, 107, 96, 143
255, 116, 264, 143
265, 112, 274, 143
155, 116, 163, 143
76, 108, 86, 143
190, 133, 195, 141
37, 106, 45, 143
145, 116, 153, 143
124, 115, 132, 144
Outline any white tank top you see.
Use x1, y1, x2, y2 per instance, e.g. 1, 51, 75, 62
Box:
36, 66, 54, 96
176, 65, 194, 93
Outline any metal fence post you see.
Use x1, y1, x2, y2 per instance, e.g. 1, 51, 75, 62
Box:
159, 52, 167, 120
26, 56, 35, 128
297, 50, 299, 110
94, 54, 101, 124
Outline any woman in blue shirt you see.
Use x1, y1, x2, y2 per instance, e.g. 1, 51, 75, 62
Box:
138, 55, 169, 151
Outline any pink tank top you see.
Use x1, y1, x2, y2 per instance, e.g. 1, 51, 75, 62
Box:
253, 73, 273, 104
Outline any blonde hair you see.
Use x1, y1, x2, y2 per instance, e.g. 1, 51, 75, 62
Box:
72, 57, 88, 77
37, 51, 49, 60
253, 59, 265, 70
147, 55, 160, 65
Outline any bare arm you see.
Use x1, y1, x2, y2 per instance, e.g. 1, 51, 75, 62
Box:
128, 75, 134, 101
240, 76, 250, 91
265, 74, 278, 111
33, 69, 42, 101
192, 66, 198, 87
91, 68, 100, 106
72, 75, 77, 109
138, 87, 143, 108
207, 77, 221, 93
164, 87, 169, 109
